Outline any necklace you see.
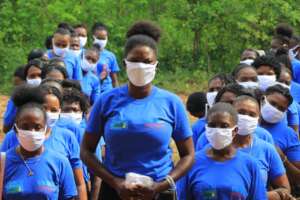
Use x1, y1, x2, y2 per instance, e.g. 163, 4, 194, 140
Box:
17, 148, 34, 176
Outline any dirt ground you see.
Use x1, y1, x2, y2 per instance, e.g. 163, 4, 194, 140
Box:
0, 94, 196, 162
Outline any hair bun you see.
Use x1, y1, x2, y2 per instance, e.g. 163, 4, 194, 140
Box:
275, 23, 293, 38
126, 21, 161, 42
12, 85, 44, 107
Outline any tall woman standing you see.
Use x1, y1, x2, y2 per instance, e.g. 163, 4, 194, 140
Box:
81, 21, 195, 199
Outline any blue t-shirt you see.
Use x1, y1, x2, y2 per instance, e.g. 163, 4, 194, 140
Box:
47, 50, 82, 80
80, 71, 101, 105
177, 150, 267, 200
3, 148, 77, 200
55, 117, 82, 145
3, 98, 17, 128
1, 126, 82, 169
239, 136, 285, 187
291, 81, 300, 103
191, 118, 206, 147
261, 120, 300, 162
196, 126, 274, 151
286, 100, 299, 126
86, 85, 192, 181
96, 49, 120, 92
292, 59, 300, 84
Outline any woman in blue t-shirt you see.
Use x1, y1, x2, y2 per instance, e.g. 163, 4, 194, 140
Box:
260, 85, 300, 195
81, 21, 194, 200
178, 102, 267, 200
78, 47, 101, 105
2, 87, 77, 200
232, 95, 293, 199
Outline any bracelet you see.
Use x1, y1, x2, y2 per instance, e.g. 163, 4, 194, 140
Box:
165, 175, 176, 190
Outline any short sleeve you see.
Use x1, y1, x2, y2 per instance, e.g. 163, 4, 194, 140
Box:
67, 132, 82, 169
91, 77, 101, 104
285, 131, 300, 162
248, 159, 268, 200
1, 130, 18, 152
255, 127, 274, 145
59, 156, 78, 199
292, 60, 300, 84
287, 102, 299, 126
3, 99, 17, 127
172, 97, 193, 141
109, 53, 120, 73
268, 145, 286, 181
195, 133, 209, 151
85, 96, 104, 135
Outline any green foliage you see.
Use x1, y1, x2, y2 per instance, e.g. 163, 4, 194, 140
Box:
0, 0, 299, 94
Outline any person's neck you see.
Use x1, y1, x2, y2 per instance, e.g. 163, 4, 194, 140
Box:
208, 145, 236, 161
233, 134, 252, 148
128, 82, 152, 99
18, 146, 44, 159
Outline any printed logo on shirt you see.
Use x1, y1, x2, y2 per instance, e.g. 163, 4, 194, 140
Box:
202, 189, 217, 199
5, 181, 23, 194
200, 188, 245, 200
111, 121, 128, 129
36, 181, 57, 193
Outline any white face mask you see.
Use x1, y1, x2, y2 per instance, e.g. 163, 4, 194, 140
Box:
125, 60, 158, 87
46, 111, 60, 128
206, 91, 218, 107
205, 125, 236, 150
261, 98, 285, 123
15, 125, 46, 152
257, 75, 276, 91
289, 45, 299, 60
81, 57, 97, 72
275, 82, 290, 90
237, 114, 258, 136
70, 49, 82, 57
53, 44, 69, 57
93, 37, 107, 50
60, 112, 82, 125
79, 36, 87, 48
240, 59, 254, 65
26, 78, 42, 86
237, 81, 259, 89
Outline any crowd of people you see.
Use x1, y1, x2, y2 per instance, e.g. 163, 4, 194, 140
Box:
0, 20, 300, 200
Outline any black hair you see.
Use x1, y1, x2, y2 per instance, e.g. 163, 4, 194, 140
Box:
61, 79, 82, 91
265, 84, 293, 106
12, 84, 44, 107
291, 35, 300, 44
125, 21, 161, 56
208, 73, 234, 86
186, 92, 207, 116
233, 95, 259, 109
39, 84, 62, 106
62, 88, 89, 114
232, 64, 256, 79
207, 102, 238, 124
275, 23, 293, 39
85, 46, 100, 56
15, 102, 46, 125
27, 49, 47, 62
41, 78, 63, 94
71, 32, 79, 38
14, 65, 25, 80
54, 28, 71, 36
45, 35, 53, 49
215, 83, 245, 103
92, 22, 108, 34
12, 85, 46, 123
41, 64, 68, 79
57, 22, 74, 34
252, 55, 281, 79
48, 58, 66, 68
274, 48, 293, 75
24, 59, 43, 77
74, 23, 88, 30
